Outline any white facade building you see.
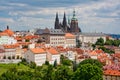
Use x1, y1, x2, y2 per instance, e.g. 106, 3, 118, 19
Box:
65, 33, 76, 48
25, 48, 47, 66
0, 35, 17, 45
77, 33, 106, 44
47, 48, 60, 64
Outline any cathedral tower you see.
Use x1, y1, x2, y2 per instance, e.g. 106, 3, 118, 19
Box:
54, 12, 60, 29
70, 10, 81, 33
62, 12, 67, 32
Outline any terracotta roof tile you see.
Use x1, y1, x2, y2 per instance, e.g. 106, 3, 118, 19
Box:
48, 48, 59, 55
30, 48, 46, 54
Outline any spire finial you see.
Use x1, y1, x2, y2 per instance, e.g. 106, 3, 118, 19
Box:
7, 25, 9, 29
73, 9, 76, 18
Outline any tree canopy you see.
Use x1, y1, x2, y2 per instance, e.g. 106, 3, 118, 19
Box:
72, 63, 103, 80
79, 58, 103, 68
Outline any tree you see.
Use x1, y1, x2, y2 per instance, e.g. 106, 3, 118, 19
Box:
92, 44, 96, 50
72, 64, 103, 80
105, 39, 113, 45
45, 61, 49, 65
29, 61, 36, 69
54, 65, 73, 80
53, 59, 57, 68
72, 60, 78, 72
60, 55, 72, 66
98, 46, 114, 54
79, 59, 102, 68
76, 40, 81, 48
95, 38, 104, 46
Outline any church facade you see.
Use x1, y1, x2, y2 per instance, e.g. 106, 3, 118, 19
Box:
54, 10, 81, 33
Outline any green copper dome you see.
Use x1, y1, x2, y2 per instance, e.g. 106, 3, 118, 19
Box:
72, 10, 77, 21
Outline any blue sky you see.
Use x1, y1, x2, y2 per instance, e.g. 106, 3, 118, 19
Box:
0, 0, 120, 34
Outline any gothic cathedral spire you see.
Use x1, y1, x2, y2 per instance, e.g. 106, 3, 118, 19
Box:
62, 12, 67, 32
54, 12, 60, 29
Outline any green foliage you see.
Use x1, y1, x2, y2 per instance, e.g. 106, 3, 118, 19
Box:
105, 39, 120, 46
45, 61, 49, 65
29, 61, 36, 69
98, 46, 114, 54
72, 61, 78, 72
95, 38, 104, 46
0, 63, 31, 76
72, 64, 103, 80
92, 44, 96, 50
53, 59, 57, 68
60, 55, 72, 66
76, 40, 81, 48
54, 65, 73, 80
105, 39, 113, 45
79, 59, 103, 68
0, 59, 103, 80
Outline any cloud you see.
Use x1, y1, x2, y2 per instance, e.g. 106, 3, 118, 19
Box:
7, 3, 28, 7
0, 0, 120, 33
0, 18, 14, 23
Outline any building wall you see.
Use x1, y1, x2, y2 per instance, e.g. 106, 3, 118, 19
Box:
103, 75, 120, 80
50, 35, 65, 46
78, 35, 106, 44
0, 36, 17, 45
25, 50, 47, 66
65, 38, 76, 47
50, 54, 60, 65
34, 53, 46, 66
25, 50, 34, 63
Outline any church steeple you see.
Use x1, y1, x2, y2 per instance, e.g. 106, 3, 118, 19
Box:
55, 12, 60, 29
70, 10, 81, 33
72, 10, 77, 20
62, 12, 67, 31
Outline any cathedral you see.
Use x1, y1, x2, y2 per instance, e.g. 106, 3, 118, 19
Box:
54, 10, 81, 33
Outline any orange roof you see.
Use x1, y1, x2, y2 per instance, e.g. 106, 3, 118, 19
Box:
0, 32, 9, 36
104, 70, 120, 76
65, 33, 75, 38
24, 35, 39, 40
95, 49, 103, 53
3, 44, 19, 49
89, 51, 97, 56
3, 29, 14, 36
30, 48, 46, 54
48, 48, 59, 55
15, 36, 23, 41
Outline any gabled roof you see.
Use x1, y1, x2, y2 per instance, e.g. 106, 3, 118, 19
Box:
65, 33, 75, 38
30, 48, 46, 54
48, 47, 59, 55
3, 29, 14, 36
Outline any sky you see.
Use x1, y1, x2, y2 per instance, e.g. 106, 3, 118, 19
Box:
0, 0, 120, 34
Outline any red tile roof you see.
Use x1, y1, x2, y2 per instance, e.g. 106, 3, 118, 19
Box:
30, 48, 46, 54
48, 48, 59, 55
104, 70, 120, 76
